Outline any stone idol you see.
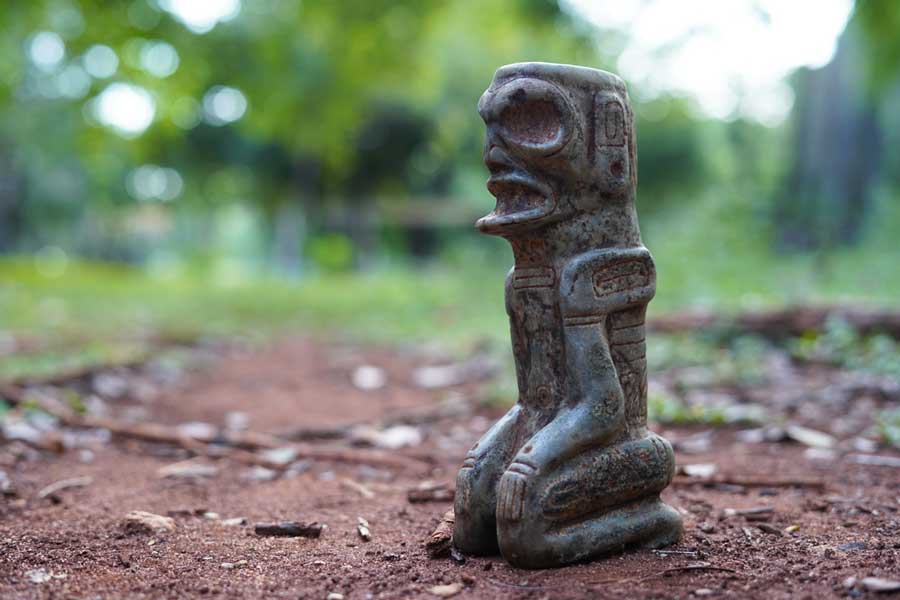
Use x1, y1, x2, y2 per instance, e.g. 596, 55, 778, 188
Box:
453, 62, 682, 568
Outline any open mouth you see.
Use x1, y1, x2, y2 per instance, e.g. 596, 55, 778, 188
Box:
476, 153, 555, 235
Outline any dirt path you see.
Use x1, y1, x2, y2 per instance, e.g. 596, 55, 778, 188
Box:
2, 338, 899, 599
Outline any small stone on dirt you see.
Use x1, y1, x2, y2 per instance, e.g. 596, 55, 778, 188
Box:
429, 582, 464, 597
224, 411, 249, 431
837, 541, 868, 551
861, 577, 900, 593
409, 481, 454, 503
351, 365, 386, 390
92, 372, 129, 398
351, 424, 423, 449
804, 447, 837, 462
673, 431, 713, 454
221, 517, 248, 526
25, 569, 51, 584
357, 516, 372, 541
123, 510, 176, 534
785, 424, 836, 449
260, 446, 299, 466
848, 454, 900, 468
175, 421, 217, 439
326, 593, 344, 600
157, 459, 219, 479
244, 466, 278, 481
254, 521, 324, 538
412, 356, 497, 389
682, 463, 717, 478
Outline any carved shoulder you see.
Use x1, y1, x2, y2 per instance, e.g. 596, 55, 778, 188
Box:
559, 247, 656, 320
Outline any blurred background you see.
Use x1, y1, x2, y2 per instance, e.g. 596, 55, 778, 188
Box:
2, 0, 899, 374
5, 3, 900, 588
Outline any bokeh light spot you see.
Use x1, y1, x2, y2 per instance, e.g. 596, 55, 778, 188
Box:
29, 31, 66, 71
56, 65, 91, 99
83, 45, 119, 78
159, 0, 241, 34
127, 165, 183, 201
140, 41, 180, 78
93, 82, 156, 136
202, 86, 247, 125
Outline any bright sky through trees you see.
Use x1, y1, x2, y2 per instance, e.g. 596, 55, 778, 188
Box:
33, 0, 857, 137
566, 0, 854, 123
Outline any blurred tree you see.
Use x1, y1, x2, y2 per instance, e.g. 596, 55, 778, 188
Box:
773, 0, 900, 252
777, 14, 889, 250
0, 0, 724, 268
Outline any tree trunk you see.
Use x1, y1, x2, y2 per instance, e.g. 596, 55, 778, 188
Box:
777, 25, 883, 250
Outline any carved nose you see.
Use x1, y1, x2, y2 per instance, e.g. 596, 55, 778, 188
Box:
485, 146, 514, 174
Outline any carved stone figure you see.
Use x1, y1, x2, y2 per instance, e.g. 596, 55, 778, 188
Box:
454, 62, 683, 568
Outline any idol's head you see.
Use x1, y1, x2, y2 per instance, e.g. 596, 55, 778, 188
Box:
476, 62, 636, 238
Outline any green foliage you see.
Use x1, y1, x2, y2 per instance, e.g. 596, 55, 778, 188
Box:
878, 408, 900, 448
647, 389, 726, 426
854, 0, 900, 92
790, 317, 900, 378
306, 234, 355, 273
0, 0, 741, 263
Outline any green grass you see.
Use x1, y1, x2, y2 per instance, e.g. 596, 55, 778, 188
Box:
0, 255, 511, 380
878, 409, 900, 448
2, 194, 898, 381
643, 192, 900, 311
0, 256, 507, 343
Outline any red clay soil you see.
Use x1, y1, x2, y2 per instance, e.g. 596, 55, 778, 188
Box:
1, 338, 899, 599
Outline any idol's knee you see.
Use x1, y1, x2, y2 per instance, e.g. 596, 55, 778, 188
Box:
495, 459, 556, 567
495, 435, 679, 567
453, 451, 502, 554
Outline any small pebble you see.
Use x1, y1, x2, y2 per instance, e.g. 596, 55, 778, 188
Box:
862, 577, 900, 593
429, 582, 464, 597
357, 517, 372, 541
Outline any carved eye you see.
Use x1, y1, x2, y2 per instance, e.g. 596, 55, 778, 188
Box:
500, 98, 563, 146
490, 78, 573, 154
